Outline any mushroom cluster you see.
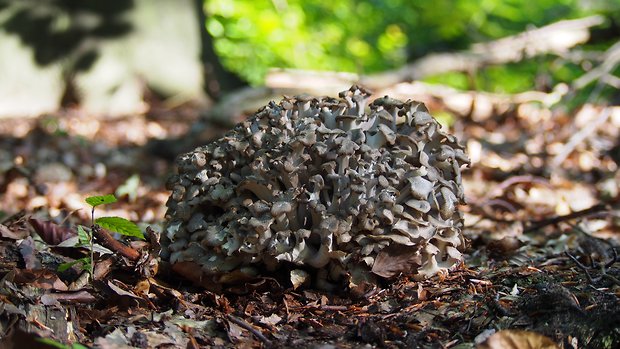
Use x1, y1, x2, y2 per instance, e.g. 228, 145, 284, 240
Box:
163, 86, 469, 289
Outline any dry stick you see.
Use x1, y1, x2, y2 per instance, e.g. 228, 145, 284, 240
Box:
365, 15, 605, 87
565, 251, 598, 283
565, 251, 620, 286
524, 204, 610, 233
91, 225, 140, 261
573, 40, 620, 89
226, 314, 273, 347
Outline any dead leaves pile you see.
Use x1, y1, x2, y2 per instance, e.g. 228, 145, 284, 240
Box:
0, 99, 619, 347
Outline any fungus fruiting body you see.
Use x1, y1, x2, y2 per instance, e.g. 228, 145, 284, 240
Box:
163, 86, 469, 289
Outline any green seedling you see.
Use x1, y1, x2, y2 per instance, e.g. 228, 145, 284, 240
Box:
58, 194, 142, 280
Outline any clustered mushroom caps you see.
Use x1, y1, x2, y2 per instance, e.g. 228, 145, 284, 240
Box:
163, 85, 470, 289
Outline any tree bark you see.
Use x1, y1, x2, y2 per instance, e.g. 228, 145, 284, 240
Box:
195, 0, 247, 100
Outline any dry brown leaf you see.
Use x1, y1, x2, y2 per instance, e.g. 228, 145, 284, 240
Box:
107, 280, 141, 299
172, 261, 222, 292
18, 236, 40, 269
477, 330, 559, 349
29, 218, 76, 246
371, 244, 422, 278
12, 269, 68, 291
40, 290, 96, 305
0, 223, 28, 240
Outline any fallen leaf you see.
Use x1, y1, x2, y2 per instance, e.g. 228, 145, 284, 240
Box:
107, 280, 142, 299
290, 269, 309, 290
18, 237, 40, 269
372, 244, 422, 278
478, 330, 559, 349
0, 223, 28, 240
29, 219, 76, 246
13, 269, 68, 291
172, 261, 222, 292
40, 290, 96, 305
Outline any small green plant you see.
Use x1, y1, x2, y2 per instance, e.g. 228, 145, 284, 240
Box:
58, 194, 142, 279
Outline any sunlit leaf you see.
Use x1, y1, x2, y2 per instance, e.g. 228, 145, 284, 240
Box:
85, 194, 117, 207
95, 216, 143, 239
77, 225, 90, 246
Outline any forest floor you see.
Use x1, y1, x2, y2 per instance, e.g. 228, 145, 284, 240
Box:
0, 94, 619, 349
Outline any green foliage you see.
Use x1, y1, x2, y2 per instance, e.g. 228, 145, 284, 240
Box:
77, 225, 90, 246
85, 194, 117, 207
57, 257, 91, 273
57, 193, 142, 278
95, 216, 143, 239
56, 225, 93, 275
204, 0, 606, 88
36, 338, 89, 349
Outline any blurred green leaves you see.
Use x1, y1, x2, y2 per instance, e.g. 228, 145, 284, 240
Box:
204, 0, 614, 93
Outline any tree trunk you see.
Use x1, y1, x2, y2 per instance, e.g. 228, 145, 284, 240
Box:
195, 0, 247, 100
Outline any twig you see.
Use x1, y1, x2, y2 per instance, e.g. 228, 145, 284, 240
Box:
226, 314, 273, 347
567, 222, 618, 269
565, 251, 598, 283
320, 305, 349, 311
574, 40, 620, 89
484, 175, 551, 200
565, 251, 620, 286
91, 225, 140, 261
524, 204, 609, 233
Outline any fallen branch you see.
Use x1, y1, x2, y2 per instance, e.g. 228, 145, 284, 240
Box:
365, 15, 605, 88
91, 225, 140, 262
573, 40, 620, 89
524, 204, 610, 233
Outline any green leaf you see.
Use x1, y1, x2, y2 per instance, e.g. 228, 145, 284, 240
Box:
95, 216, 144, 239
57, 257, 90, 272
85, 194, 117, 207
77, 225, 90, 246
35, 338, 88, 349
36, 337, 71, 349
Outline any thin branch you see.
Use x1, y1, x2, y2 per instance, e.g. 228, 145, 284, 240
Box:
91, 225, 140, 261
226, 314, 273, 347
565, 250, 598, 283
366, 15, 605, 88
524, 204, 610, 233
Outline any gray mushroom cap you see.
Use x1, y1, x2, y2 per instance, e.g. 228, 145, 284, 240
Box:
163, 85, 469, 289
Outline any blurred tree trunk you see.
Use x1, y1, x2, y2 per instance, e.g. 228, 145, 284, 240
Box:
195, 0, 246, 100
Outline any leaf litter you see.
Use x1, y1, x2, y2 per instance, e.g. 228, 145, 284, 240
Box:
0, 98, 619, 348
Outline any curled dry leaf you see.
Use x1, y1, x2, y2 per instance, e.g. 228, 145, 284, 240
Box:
29, 218, 76, 246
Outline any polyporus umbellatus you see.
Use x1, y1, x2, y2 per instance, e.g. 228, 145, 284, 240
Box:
163, 86, 469, 290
